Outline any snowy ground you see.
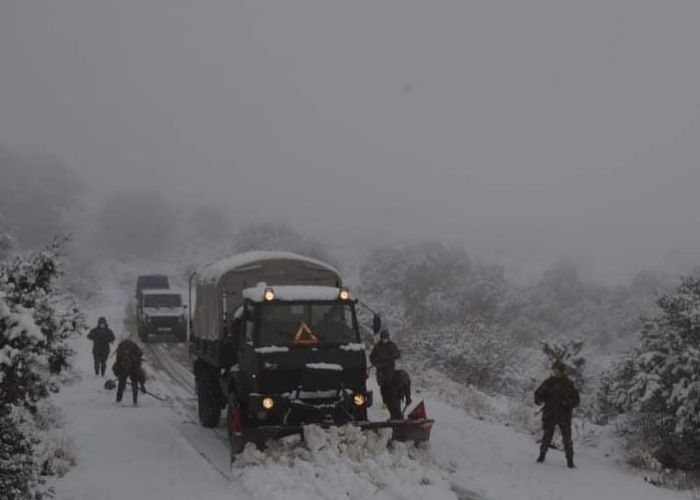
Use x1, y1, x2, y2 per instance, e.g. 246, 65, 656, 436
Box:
49, 281, 693, 500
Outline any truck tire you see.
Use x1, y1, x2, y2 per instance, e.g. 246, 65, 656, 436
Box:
196, 367, 222, 428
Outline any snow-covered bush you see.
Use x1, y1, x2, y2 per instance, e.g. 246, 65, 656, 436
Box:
1, 239, 85, 498
401, 320, 520, 394
601, 275, 700, 468
0, 406, 42, 500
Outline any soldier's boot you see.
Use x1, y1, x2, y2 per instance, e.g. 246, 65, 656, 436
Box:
536, 450, 546, 463
566, 454, 575, 469
132, 378, 139, 406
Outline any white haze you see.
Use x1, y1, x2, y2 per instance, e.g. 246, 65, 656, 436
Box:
1, 1, 700, 281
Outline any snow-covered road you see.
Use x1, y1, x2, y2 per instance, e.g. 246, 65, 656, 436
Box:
50, 281, 692, 500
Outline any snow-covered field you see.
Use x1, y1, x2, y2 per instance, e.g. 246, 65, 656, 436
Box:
49, 282, 692, 500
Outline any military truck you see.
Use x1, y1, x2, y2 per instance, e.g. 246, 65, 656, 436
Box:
136, 289, 187, 343
189, 251, 433, 458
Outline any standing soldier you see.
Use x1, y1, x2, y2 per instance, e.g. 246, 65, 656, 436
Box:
112, 338, 146, 406
87, 317, 115, 376
369, 329, 402, 419
535, 359, 580, 468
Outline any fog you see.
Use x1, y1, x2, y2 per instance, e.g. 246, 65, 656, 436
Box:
2, 1, 700, 281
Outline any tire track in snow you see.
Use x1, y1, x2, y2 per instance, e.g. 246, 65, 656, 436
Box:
143, 343, 236, 484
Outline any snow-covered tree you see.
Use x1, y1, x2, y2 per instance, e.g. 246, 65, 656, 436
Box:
601, 275, 700, 467
540, 338, 586, 390
0, 217, 16, 262
1, 239, 85, 498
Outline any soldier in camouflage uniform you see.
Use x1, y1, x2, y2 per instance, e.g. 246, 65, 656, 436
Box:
535, 359, 580, 468
369, 329, 403, 419
87, 317, 115, 376
112, 338, 146, 406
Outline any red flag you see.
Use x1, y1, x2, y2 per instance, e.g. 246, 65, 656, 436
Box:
407, 400, 427, 420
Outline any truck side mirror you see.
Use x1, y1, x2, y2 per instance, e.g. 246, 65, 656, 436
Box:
372, 314, 382, 335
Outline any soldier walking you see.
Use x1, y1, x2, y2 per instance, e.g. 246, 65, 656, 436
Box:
369, 329, 403, 420
535, 359, 580, 468
87, 317, 115, 376
112, 338, 146, 406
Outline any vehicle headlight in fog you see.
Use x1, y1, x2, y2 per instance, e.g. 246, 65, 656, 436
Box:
339, 288, 350, 301
264, 288, 275, 301
261, 397, 275, 410
353, 394, 366, 407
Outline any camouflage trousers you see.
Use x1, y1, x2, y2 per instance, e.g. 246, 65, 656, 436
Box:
116, 373, 143, 405
93, 352, 109, 376
540, 416, 573, 461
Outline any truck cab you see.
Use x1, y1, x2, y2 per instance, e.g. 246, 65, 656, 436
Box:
225, 285, 370, 429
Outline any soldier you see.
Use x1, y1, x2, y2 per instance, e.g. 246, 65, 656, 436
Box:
87, 317, 115, 376
369, 329, 402, 419
535, 359, 580, 468
112, 338, 146, 406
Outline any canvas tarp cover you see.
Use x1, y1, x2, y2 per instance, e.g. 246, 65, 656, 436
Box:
193, 257, 341, 340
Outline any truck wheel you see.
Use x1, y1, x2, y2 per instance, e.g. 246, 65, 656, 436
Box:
197, 369, 222, 428
227, 402, 246, 460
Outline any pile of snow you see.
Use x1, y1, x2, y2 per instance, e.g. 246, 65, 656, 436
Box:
233, 425, 457, 500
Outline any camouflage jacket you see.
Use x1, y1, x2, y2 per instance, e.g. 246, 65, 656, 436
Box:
369, 341, 400, 372
534, 375, 580, 421
112, 339, 145, 383
87, 327, 115, 356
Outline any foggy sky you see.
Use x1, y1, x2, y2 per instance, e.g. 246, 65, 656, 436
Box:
1, 1, 700, 280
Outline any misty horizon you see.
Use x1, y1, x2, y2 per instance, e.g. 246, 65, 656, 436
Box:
2, 1, 700, 282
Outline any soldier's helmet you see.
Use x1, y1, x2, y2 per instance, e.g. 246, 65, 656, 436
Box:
379, 328, 390, 341
552, 359, 566, 373
98, 316, 107, 327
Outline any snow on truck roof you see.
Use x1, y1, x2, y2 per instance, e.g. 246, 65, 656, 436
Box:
242, 285, 345, 302
196, 251, 340, 284
141, 289, 181, 296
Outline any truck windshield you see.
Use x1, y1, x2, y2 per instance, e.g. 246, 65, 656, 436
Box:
143, 294, 182, 308
258, 303, 357, 346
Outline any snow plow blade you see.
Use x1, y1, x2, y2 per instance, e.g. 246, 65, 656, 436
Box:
231, 418, 434, 456
358, 418, 434, 443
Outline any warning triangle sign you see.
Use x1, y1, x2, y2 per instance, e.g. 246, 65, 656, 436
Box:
293, 322, 318, 345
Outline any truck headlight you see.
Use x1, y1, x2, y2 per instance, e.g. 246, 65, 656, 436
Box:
261, 397, 275, 410
264, 288, 275, 301
339, 288, 350, 300
352, 393, 366, 407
